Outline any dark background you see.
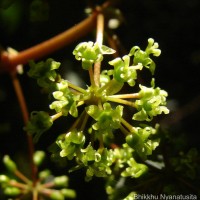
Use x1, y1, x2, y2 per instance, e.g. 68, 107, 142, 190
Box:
0, 0, 200, 199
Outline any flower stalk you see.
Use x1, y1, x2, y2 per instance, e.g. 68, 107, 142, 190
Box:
94, 13, 104, 87
106, 96, 136, 107
108, 93, 140, 99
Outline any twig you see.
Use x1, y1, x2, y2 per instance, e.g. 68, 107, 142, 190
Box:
10, 72, 37, 186
0, 1, 113, 73
10, 72, 29, 124
14, 170, 32, 185
0, 9, 98, 72
9, 180, 30, 189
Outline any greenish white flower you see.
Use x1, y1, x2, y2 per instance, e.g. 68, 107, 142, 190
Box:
109, 55, 143, 86
133, 83, 169, 121
73, 41, 115, 70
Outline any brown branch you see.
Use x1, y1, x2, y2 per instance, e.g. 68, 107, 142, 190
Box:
0, 1, 112, 73
10, 72, 37, 186
1, 11, 98, 73
10, 72, 29, 124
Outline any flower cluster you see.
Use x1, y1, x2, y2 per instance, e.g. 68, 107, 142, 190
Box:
24, 39, 169, 184
24, 111, 53, 142
57, 129, 85, 159
56, 129, 113, 180
0, 152, 76, 199
108, 55, 143, 86
86, 103, 123, 138
28, 58, 61, 91
133, 80, 169, 121
73, 41, 115, 70
126, 125, 159, 159
129, 38, 161, 75
57, 131, 149, 181
50, 80, 80, 117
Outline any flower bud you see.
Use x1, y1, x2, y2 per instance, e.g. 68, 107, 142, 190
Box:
33, 151, 45, 166
50, 190, 65, 200
61, 188, 76, 198
39, 169, 51, 179
4, 187, 21, 196
0, 175, 10, 184
54, 176, 69, 187
3, 155, 17, 172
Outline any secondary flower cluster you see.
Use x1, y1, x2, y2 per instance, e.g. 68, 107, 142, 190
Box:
72, 41, 115, 70
133, 80, 169, 121
56, 129, 149, 181
0, 152, 76, 199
